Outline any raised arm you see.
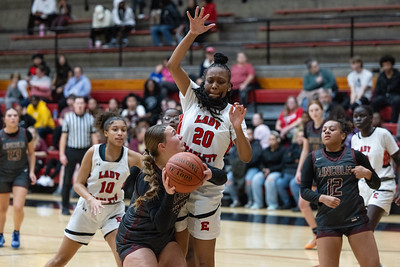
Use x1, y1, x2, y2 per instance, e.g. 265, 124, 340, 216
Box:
167, 7, 215, 96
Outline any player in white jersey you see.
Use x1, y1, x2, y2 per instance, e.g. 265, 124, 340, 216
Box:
45, 112, 143, 267
167, 7, 252, 266
352, 105, 400, 230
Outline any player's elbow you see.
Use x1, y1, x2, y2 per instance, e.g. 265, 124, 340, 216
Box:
240, 154, 252, 163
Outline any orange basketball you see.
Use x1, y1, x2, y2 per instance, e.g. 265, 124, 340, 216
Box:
165, 152, 205, 193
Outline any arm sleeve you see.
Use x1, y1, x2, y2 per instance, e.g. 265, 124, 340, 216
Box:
136, 176, 177, 232
25, 129, 33, 143
354, 150, 381, 190
300, 153, 321, 205
206, 163, 227, 185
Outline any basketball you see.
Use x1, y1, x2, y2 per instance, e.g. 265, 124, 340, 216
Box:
165, 152, 205, 193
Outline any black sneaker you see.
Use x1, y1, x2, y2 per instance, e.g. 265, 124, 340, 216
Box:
62, 207, 71, 215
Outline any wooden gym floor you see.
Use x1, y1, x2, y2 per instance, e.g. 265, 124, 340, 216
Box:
0, 193, 399, 267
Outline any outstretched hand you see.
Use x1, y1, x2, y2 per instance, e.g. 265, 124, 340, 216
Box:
188, 6, 216, 36
229, 102, 247, 129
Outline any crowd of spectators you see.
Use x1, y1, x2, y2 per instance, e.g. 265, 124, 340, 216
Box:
7, 2, 400, 208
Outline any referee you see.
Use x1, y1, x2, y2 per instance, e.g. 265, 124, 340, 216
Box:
59, 96, 98, 215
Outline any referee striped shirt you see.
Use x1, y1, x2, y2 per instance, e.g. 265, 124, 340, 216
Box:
62, 112, 96, 149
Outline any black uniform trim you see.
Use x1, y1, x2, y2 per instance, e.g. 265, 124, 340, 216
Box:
65, 228, 96, 236
188, 204, 220, 219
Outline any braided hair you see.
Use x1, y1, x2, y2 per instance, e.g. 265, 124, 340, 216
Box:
133, 124, 167, 208
194, 53, 232, 121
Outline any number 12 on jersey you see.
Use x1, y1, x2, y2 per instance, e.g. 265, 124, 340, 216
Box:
327, 178, 343, 197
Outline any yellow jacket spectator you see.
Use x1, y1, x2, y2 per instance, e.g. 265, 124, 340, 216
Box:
27, 96, 55, 139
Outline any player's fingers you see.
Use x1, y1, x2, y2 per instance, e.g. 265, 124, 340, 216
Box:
186, 11, 193, 20
198, 6, 204, 18
202, 13, 210, 21
194, 6, 199, 18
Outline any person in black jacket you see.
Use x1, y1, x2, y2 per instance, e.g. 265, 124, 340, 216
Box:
301, 119, 380, 267
251, 131, 286, 210
277, 130, 304, 210
226, 128, 262, 208
371, 55, 400, 123
150, 0, 181, 46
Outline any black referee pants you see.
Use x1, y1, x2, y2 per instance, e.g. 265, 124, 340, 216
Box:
62, 147, 89, 210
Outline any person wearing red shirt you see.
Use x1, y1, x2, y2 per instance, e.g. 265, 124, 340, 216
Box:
276, 96, 304, 142
201, 0, 217, 23
230, 52, 257, 106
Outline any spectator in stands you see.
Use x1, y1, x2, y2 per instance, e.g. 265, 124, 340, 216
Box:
200, 0, 217, 24
26, 95, 55, 139
28, 0, 58, 35
149, 0, 162, 26
110, 0, 135, 47
298, 58, 338, 110
252, 113, 270, 149
105, 98, 121, 113
226, 128, 262, 208
50, 0, 71, 30
371, 55, 400, 123
28, 53, 51, 77
36, 157, 62, 188
230, 52, 258, 106
87, 97, 103, 118
48, 95, 75, 151
198, 46, 214, 81
175, 0, 197, 43
131, 0, 146, 19
63, 66, 91, 100
128, 125, 146, 153
5, 72, 29, 109
160, 58, 179, 97
28, 127, 48, 178
150, 0, 181, 46
347, 56, 373, 110
275, 95, 303, 142
372, 112, 383, 128
90, 5, 113, 48
143, 79, 163, 125
251, 131, 286, 210
15, 104, 36, 129
161, 108, 181, 129
280, 130, 303, 210
29, 65, 52, 102
148, 64, 163, 84
318, 88, 347, 121
52, 55, 72, 103
121, 93, 146, 129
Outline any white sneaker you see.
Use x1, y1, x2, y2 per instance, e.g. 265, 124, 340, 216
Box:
36, 175, 47, 186
37, 175, 54, 187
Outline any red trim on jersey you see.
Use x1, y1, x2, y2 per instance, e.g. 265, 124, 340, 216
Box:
321, 147, 347, 162
225, 139, 234, 155
176, 114, 183, 135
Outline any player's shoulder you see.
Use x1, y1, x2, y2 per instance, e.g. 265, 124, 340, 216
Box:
375, 127, 392, 138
